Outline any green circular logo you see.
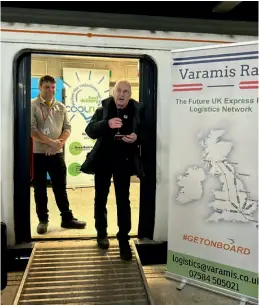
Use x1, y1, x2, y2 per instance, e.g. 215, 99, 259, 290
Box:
68, 162, 81, 176
69, 142, 83, 155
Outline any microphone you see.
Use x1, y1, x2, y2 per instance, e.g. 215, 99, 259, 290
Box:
116, 109, 121, 134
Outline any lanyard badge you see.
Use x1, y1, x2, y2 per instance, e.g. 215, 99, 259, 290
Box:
40, 105, 52, 122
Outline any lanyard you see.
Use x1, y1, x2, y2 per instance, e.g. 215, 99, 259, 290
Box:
40, 104, 52, 122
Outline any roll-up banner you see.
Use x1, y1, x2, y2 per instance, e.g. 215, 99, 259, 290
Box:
63, 68, 110, 188
167, 41, 258, 304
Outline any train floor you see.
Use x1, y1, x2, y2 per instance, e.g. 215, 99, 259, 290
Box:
30, 181, 140, 239
2, 263, 241, 305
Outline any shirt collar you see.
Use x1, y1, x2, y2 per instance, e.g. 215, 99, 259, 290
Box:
39, 94, 54, 106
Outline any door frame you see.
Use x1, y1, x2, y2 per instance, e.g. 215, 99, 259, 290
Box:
13, 49, 157, 244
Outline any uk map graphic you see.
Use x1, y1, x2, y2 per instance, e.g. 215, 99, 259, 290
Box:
175, 129, 258, 226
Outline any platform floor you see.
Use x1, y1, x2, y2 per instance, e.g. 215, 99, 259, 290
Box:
30, 182, 140, 239
2, 264, 243, 305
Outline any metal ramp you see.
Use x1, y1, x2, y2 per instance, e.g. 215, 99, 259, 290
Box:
13, 240, 153, 305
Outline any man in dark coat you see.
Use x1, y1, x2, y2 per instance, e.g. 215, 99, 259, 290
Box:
81, 80, 143, 260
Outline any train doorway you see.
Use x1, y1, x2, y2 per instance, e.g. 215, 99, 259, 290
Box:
13, 50, 157, 244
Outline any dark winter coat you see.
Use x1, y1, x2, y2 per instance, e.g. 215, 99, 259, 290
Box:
80, 96, 144, 178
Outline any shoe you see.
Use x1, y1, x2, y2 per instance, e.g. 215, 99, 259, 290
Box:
37, 221, 48, 234
119, 240, 132, 261
61, 218, 86, 229
97, 236, 110, 250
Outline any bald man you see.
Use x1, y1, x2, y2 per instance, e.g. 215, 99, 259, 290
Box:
81, 80, 143, 260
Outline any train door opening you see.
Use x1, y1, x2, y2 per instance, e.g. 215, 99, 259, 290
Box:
13, 50, 157, 244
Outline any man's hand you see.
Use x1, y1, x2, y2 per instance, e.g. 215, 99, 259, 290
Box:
45, 139, 65, 156
58, 139, 65, 148
45, 147, 57, 156
49, 139, 63, 151
122, 133, 137, 144
108, 118, 122, 129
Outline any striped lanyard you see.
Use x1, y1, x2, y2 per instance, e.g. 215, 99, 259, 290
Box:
40, 104, 52, 122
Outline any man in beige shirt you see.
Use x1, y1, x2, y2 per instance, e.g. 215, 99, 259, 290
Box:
31, 75, 86, 234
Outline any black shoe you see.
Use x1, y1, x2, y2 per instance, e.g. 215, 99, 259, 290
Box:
119, 240, 132, 261
61, 218, 86, 229
97, 236, 110, 249
37, 221, 48, 234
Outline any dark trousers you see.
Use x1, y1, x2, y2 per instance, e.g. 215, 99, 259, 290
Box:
32, 153, 72, 222
94, 161, 131, 241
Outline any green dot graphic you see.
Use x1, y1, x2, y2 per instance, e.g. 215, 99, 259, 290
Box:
69, 142, 83, 155
68, 163, 81, 176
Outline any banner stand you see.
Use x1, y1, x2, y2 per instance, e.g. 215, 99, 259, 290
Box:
165, 272, 255, 305
175, 278, 187, 291
166, 41, 258, 305
171, 277, 255, 305
62, 68, 110, 188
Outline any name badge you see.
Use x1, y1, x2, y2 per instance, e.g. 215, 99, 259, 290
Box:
42, 128, 50, 135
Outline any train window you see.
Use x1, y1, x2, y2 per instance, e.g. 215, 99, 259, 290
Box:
13, 51, 157, 243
